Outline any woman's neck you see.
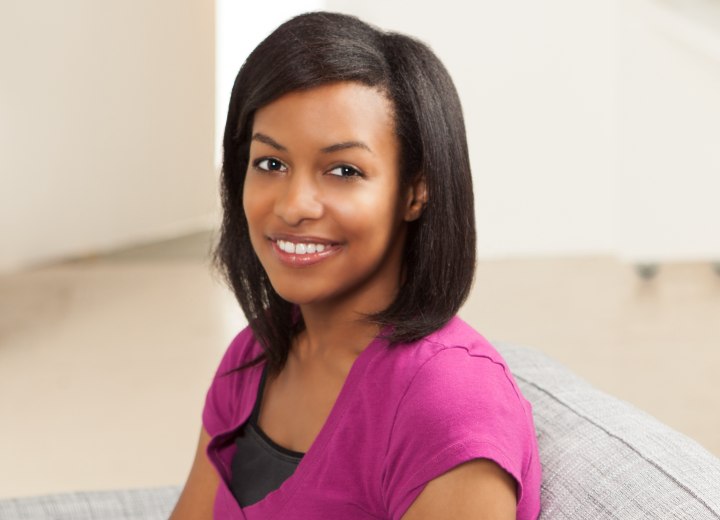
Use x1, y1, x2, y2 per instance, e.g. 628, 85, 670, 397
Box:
292, 305, 381, 368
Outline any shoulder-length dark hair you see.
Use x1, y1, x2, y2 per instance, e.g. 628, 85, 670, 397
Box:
214, 11, 476, 374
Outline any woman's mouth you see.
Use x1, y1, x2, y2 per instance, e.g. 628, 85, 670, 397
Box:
270, 238, 341, 266
276, 239, 328, 255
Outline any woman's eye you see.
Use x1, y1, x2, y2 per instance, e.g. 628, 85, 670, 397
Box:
254, 158, 287, 172
327, 165, 362, 178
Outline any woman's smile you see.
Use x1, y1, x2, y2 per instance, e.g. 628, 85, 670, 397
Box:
269, 235, 343, 267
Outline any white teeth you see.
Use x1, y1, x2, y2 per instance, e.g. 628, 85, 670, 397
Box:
277, 240, 329, 255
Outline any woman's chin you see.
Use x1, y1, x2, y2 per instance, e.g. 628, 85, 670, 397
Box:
271, 287, 323, 307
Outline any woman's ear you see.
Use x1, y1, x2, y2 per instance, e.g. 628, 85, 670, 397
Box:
404, 176, 428, 222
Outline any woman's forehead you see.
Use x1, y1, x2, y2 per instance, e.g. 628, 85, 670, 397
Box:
250, 82, 395, 152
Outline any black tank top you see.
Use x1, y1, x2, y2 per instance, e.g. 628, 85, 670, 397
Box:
229, 365, 305, 508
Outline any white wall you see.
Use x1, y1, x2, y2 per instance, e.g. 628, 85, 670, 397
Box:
616, 0, 720, 262
0, 0, 216, 273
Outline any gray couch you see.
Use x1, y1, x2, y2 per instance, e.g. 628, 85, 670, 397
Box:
2, 343, 719, 519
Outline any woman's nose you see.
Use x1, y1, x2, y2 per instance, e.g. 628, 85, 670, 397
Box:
273, 172, 323, 226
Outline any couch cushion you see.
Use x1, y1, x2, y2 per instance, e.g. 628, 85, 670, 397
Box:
495, 341, 720, 519
0, 486, 180, 520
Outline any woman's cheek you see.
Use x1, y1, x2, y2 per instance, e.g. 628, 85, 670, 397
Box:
328, 179, 394, 214
243, 180, 271, 251
243, 174, 271, 219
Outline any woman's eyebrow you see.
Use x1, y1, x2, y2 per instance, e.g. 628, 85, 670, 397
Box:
251, 133, 287, 151
251, 133, 372, 154
320, 141, 373, 154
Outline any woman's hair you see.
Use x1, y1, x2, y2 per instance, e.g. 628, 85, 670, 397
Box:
214, 11, 476, 373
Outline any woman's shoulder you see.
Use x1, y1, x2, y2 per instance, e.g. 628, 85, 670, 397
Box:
214, 324, 264, 376
372, 315, 531, 425
380, 316, 514, 384
202, 325, 264, 436
422, 315, 501, 357
424, 316, 520, 388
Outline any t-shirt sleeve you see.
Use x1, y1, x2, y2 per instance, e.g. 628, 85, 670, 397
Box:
382, 346, 534, 519
201, 326, 257, 436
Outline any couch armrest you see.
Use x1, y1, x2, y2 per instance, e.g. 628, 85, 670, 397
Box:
495, 341, 720, 519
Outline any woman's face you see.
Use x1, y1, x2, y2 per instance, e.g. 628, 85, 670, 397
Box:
243, 81, 420, 313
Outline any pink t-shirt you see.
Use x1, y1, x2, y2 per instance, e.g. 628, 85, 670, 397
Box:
203, 316, 541, 519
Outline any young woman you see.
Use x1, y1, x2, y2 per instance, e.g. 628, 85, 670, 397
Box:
171, 12, 541, 520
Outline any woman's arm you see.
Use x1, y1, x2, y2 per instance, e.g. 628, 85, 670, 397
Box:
169, 426, 219, 520
401, 459, 517, 520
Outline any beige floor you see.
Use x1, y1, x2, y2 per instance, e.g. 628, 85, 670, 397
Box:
1, 232, 718, 499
